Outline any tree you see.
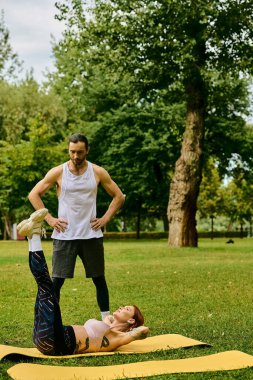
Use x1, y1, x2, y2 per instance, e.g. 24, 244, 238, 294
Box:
0, 79, 67, 239
51, 2, 185, 232
0, 10, 22, 80
0, 78, 66, 144
197, 157, 223, 238
197, 157, 223, 218
219, 159, 253, 236
88, 101, 185, 235
53, 0, 253, 245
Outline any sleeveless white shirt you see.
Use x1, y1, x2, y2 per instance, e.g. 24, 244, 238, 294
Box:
51, 161, 103, 240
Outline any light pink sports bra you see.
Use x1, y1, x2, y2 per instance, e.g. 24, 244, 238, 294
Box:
84, 319, 110, 352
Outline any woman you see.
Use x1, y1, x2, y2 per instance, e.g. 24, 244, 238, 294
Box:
17, 209, 149, 356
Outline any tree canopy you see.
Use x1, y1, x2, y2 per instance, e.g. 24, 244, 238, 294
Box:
0, 11, 22, 80
1, 2, 253, 242
52, 0, 253, 245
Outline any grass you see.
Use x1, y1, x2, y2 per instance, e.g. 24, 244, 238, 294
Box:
1, 238, 253, 379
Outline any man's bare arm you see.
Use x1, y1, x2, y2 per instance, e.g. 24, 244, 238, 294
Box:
91, 166, 125, 231
28, 165, 68, 232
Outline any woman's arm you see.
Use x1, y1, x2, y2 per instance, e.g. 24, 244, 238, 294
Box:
116, 326, 150, 348
128, 326, 150, 340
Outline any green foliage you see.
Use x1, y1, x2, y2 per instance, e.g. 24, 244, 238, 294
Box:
89, 102, 184, 219
198, 157, 253, 232
220, 177, 253, 227
50, 0, 253, 238
1, 1, 253, 240
0, 79, 68, 237
0, 79, 66, 143
0, 11, 22, 80
198, 157, 223, 219
51, 13, 187, 224
53, 0, 253, 101
204, 76, 252, 173
0, 135, 65, 230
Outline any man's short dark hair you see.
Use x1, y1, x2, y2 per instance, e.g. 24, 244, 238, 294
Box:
69, 133, 89, 149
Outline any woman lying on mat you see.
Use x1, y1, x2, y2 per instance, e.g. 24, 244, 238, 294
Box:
17, 209, 149, 356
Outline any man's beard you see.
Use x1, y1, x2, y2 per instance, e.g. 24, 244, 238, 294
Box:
71, 156, 86, 167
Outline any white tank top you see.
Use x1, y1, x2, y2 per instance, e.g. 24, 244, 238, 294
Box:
51, 161, 103, 240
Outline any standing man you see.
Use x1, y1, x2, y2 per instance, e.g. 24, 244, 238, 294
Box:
28, 133, 125, 320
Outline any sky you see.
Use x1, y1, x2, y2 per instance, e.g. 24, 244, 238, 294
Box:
0, 0, 65, 83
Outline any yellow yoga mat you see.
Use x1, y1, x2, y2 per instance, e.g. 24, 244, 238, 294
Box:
7, 350, 253, 380
0, 334, 209, 360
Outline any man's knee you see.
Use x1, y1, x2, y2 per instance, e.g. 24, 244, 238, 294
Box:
92, 275, 107, 287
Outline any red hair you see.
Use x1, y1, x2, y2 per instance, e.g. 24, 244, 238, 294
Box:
130, 305, 144, 329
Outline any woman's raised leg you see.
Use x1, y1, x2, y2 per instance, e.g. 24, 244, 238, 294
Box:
17, 209, 74, 355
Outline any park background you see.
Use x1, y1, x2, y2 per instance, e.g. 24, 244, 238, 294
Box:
1, 1, 253, 379
0, 0, 253, 244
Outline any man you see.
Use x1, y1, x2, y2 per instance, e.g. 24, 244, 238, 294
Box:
28, 133, 125, 320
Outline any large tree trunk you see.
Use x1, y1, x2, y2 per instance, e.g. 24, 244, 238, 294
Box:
168, 83, 205, 247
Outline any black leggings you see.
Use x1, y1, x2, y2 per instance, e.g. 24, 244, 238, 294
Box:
92, 276, 109, 312
53, 275, 109, 312
29, 250, 76, 355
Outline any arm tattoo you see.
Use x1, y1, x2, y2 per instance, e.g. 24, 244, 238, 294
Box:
84, 337, 89, 350
75, 337, 89, 353
128, 327, 146, 339
101, 336, 110, 348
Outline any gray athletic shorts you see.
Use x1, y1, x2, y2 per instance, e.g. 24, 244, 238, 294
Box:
52, 238, 104, 279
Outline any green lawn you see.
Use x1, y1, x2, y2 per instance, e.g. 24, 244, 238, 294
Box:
1, 238, 253, 379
